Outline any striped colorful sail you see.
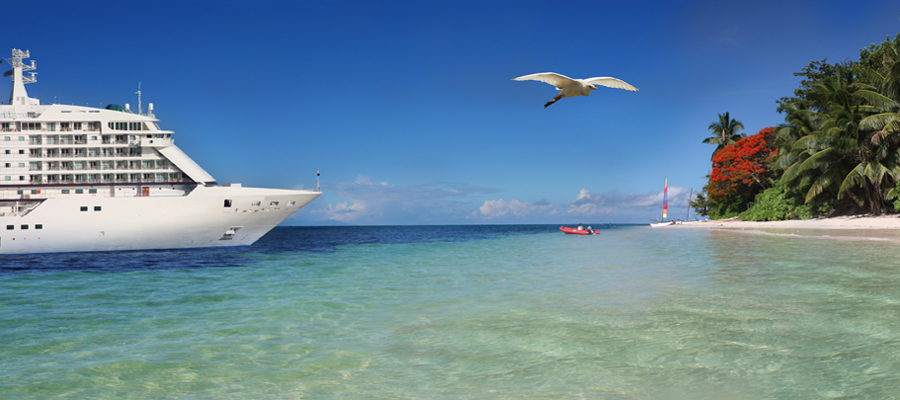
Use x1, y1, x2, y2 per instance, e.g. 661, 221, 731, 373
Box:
663, 177, 668, 219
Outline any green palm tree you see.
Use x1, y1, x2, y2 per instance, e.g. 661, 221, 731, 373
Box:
781, 70, 900, 215
702, 112, 746, 160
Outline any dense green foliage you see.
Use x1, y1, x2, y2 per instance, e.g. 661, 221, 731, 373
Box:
738, 181, 815, 221
697, 34, 900, 220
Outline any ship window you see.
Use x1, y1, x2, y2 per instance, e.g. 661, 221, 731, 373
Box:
224, 199, 232, 208
89, 189, 97, 194
289, 201, 296, 206
31, 190, 38, 194
270, 201, 279, 206
20, 224, 28, 230
80, 206, 88, 212
94, 206, 101, 211
4, 176, 9, 181
3, 136, 9, 141
35, 224, 42, 230
251, 201, 261, 206
75, 189, 84, 194
6, 225, 13, 230
62, 189, 70, 194
16, 190, 22, 194
18, 149, 24, 154
73, 122, 82, 130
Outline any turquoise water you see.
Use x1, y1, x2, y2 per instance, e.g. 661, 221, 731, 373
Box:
3, 225, 900, 399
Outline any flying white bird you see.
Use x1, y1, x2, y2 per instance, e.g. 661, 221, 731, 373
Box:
513, 72, 639, 108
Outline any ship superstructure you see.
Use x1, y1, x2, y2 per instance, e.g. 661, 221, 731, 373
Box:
0, 48, 320, 253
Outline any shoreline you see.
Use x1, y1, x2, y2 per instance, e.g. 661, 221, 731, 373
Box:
666, 214, 900, 242
674, 214, 900, 230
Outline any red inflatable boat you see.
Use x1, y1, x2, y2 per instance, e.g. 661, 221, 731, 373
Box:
560, 226, 599, 235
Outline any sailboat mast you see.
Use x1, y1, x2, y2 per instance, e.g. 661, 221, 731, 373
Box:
663, 177, 668, 220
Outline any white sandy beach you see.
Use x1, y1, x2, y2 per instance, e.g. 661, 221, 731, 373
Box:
666, 214, 900, 242
678, 215, 900, 230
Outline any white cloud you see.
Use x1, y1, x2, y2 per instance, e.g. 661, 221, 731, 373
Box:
566, 187, 696, 221
292, 174, 698, 225
318, 201, 368, 223
299, 176, 499, 224
472, 198, 558, 220
469, 186, 697, 223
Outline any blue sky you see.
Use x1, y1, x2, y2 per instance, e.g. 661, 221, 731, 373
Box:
4, 0, 900, 224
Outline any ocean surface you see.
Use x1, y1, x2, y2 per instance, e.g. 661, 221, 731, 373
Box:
3, 224, 900, 399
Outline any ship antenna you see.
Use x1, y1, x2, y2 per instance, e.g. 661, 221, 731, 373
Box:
136, 82, 142, 114
317, 171, 320, 192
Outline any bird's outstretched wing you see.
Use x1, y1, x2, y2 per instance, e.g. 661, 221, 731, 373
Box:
584, 77, 639, 91
513, 72, 576, 90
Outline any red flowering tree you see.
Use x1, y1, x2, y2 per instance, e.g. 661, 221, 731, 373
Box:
703, 127, 777, 217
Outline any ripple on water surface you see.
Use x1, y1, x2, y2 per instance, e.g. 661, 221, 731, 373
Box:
2, 225, 900, 399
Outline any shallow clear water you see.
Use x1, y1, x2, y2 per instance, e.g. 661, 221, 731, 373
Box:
2, 225, 900, 399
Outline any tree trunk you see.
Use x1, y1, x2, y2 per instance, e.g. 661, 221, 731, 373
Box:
864, 177, 882, 215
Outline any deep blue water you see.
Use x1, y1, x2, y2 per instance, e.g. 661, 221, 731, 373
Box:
0, 224, 620, 273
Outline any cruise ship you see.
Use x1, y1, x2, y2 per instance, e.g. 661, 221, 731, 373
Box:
0, 49, 321, 254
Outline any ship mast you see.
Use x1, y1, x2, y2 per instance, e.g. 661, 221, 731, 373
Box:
136, 81, 142, 114
5, 48, 39, 106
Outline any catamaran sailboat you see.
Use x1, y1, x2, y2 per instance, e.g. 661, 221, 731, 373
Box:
650, 177, 673, 227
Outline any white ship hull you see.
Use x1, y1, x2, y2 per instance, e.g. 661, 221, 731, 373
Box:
0, 185, 320, 254
0, 48, 322, 254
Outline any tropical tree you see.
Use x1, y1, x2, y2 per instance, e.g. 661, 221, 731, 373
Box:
702, 127, 777, 218
702, 112, 746, 160
779, 66, 900, 215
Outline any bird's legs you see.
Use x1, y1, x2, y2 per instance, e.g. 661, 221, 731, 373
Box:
544, 94, 564, 108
